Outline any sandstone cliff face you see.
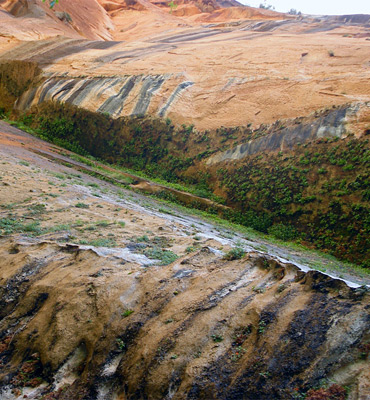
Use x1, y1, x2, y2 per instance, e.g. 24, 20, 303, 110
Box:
0, 3, 370, 399
206, 104, 368, 165
0, 0, 113, 40
16, 73, 193, 119
1, 9, 369, 129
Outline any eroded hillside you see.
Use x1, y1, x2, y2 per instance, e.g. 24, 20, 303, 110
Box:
0, 122, 369, 400
0, 0, 370, 266
0, 2, 370, 398
1, 99, 368, 266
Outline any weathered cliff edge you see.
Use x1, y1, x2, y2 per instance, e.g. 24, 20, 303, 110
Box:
15, 73, 193, 120
0, 239, 369, 400
1, 10, 369, 130
206, 104, 359, 164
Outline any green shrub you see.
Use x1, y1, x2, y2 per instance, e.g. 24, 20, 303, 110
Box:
75, 202, 89, 209
268, 223, 297, 241
122, 309, 134, 318
223, 247, 245, 261
137, 234, 150, 242
144, 247, 178, 265
211, 334, 224, 342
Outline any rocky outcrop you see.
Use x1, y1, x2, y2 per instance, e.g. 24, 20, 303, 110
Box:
16, 73, 194, 118
0, 0, 32, 17
0, 0, 114, 41
0, 116, 369, 400
0, 2, 370, 399
98, 0, 147, 12
1, 10, 369, 129
206, 104, 363, 165
0, 239, 369, 399
333, 14, 370, 25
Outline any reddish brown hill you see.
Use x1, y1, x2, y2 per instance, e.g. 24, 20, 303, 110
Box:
0, 0, 113, 40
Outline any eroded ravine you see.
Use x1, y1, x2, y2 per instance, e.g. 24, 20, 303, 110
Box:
1, 122, 368, 287
0, 122, 369, 399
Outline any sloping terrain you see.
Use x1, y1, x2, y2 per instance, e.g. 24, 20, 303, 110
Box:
0, 2, 370, 399
0, 2, 369, 262
2, 99, 368, 266
0, 0, 369, 128
0, 122, 369, 400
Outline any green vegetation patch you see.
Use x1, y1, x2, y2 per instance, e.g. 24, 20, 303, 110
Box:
144, 247, 178, 266
78, 238, 116, 247
0, 218, 43, 236
223, 246, 246, 261
219, 136, 370, 267
2, 101, 369, 268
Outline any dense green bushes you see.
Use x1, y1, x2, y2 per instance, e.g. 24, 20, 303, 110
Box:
220, 136, 370, 267
23, 102, 194, 183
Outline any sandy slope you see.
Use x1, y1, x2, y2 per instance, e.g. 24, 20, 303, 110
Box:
1, 0, 369, 129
